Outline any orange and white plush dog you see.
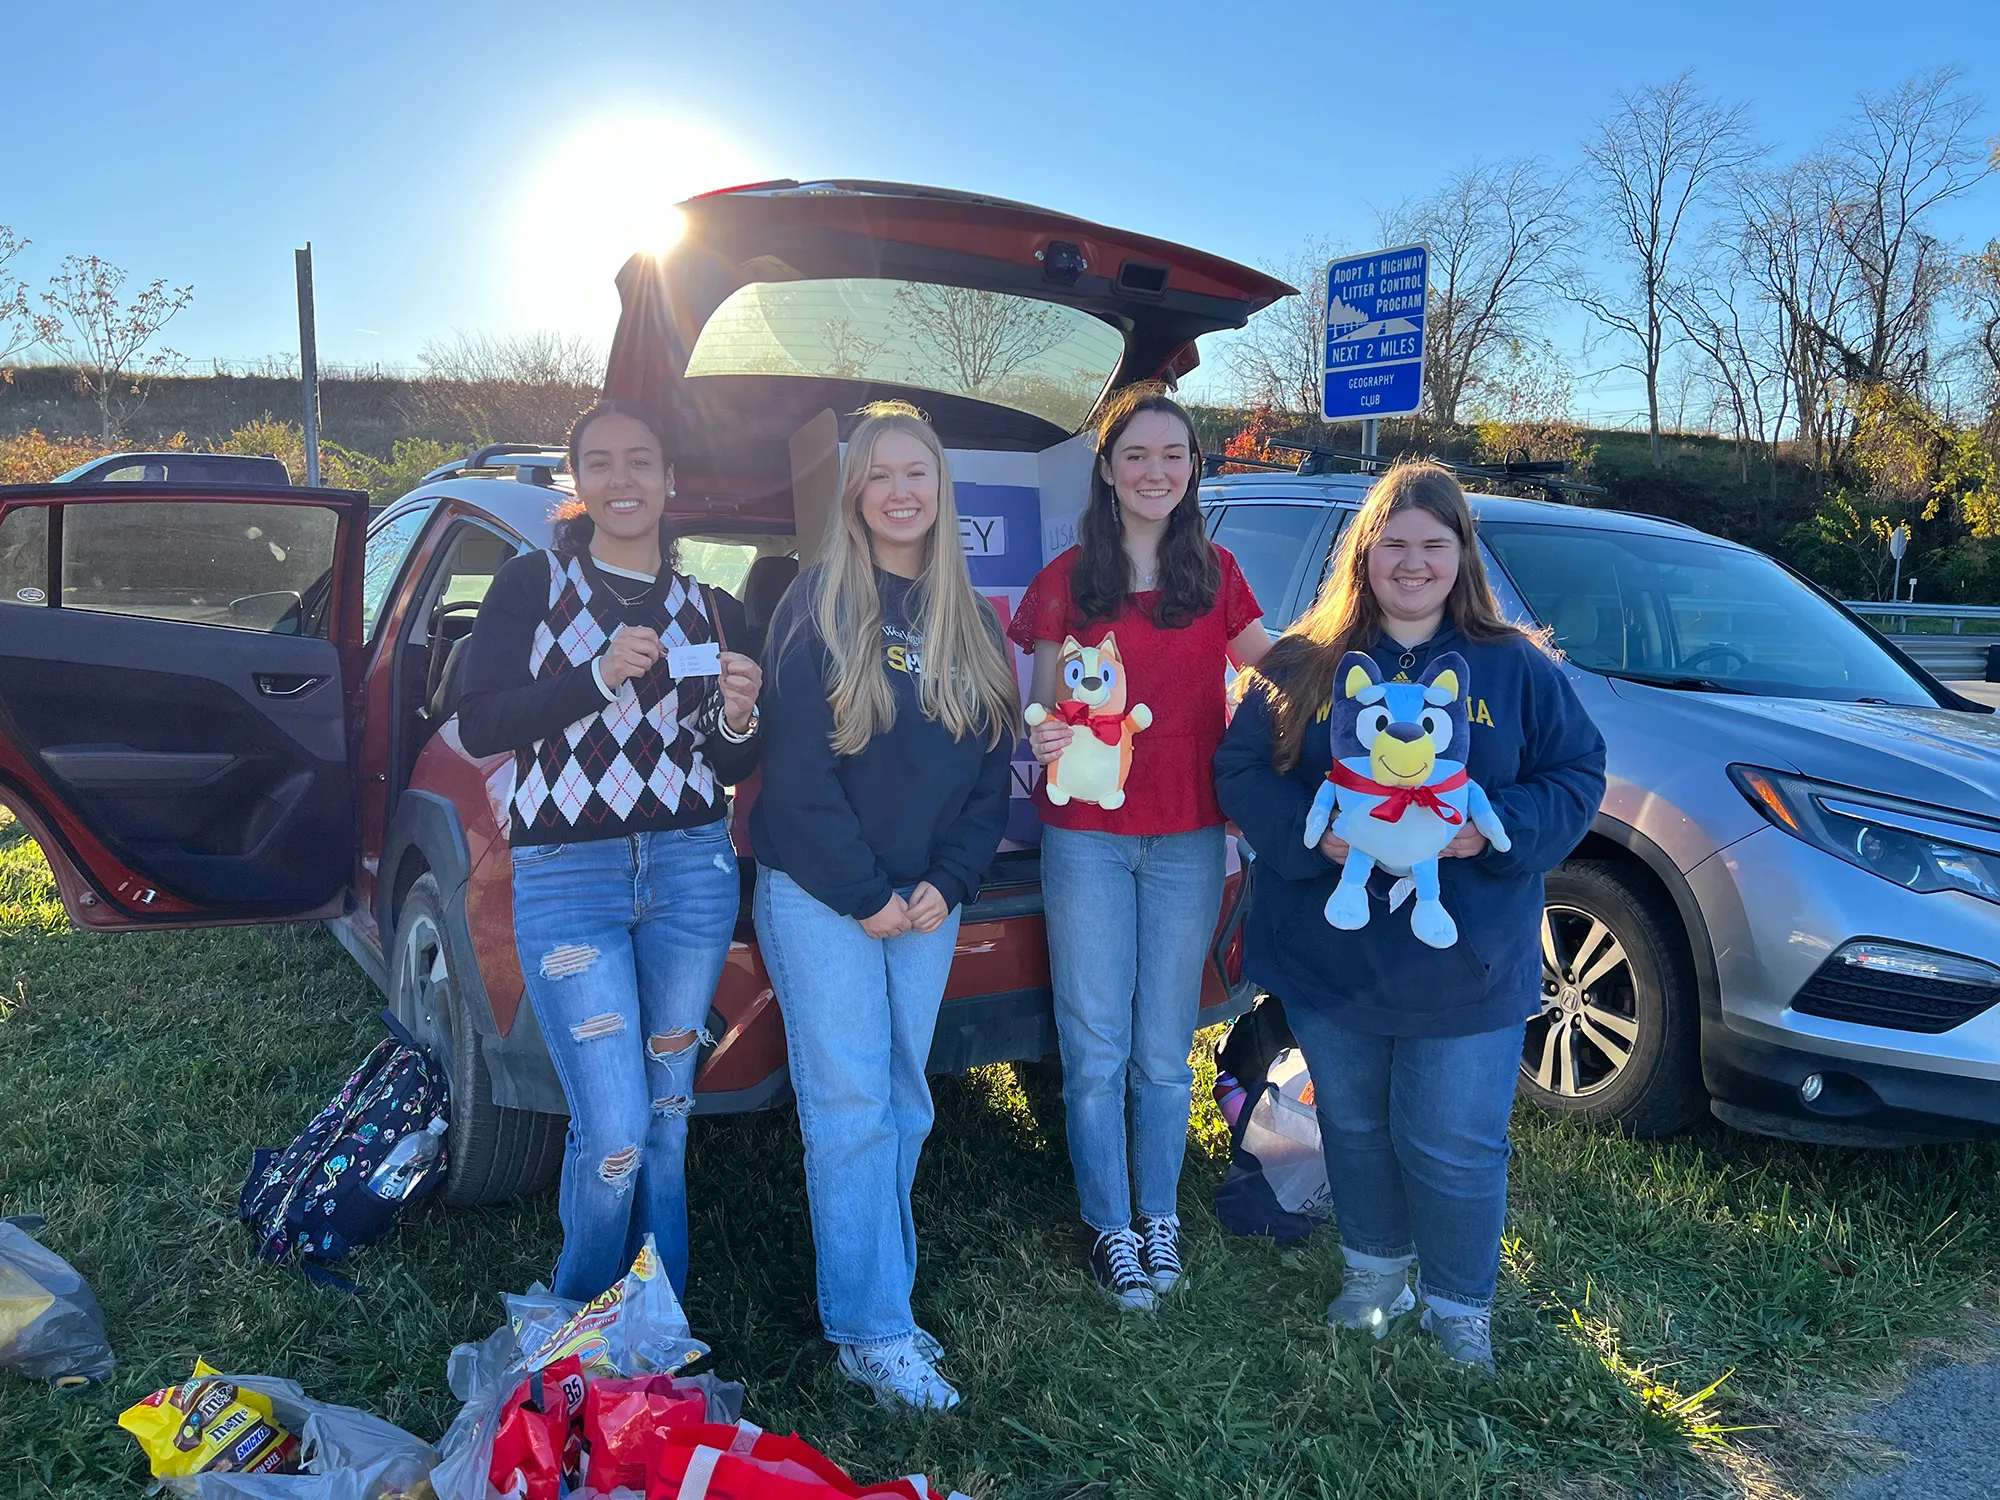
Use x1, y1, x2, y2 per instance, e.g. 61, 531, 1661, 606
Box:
1024, 633, 1152, 809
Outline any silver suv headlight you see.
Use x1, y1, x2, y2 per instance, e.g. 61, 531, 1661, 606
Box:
1731, 766, 2000, 906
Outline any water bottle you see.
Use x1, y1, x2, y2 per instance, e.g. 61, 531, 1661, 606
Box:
367, 1116, 448, 1201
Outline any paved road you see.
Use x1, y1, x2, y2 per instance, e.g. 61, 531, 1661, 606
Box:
1945, 680, 2000, 708
1835, 1354, 2000, 1500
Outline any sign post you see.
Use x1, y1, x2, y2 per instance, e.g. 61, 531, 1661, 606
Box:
295, 244, 322, 488
1888, 522, 1909, 605
1322, 244, 1429, 468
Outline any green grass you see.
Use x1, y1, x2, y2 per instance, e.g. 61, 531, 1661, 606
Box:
3, 813, 1997, 1499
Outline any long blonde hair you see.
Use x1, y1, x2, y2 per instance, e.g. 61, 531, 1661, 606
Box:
1247, 460, 1528, 771
806, 402, 1020, 756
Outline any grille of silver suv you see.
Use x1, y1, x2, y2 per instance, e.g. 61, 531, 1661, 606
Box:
1791, 960, 2000, 1034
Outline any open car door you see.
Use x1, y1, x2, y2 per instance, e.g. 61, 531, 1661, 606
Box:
0, 482, 367, 928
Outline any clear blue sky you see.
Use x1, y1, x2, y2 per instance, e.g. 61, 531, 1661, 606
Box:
7, 0, 1998, 423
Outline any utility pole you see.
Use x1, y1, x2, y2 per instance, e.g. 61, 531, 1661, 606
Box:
1362, 418, 1378, 471
295, 244, 321, 487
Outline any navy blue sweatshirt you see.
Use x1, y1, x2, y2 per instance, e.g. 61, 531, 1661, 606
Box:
749, 566, 1016, 921
1214, 623, 1606, 1037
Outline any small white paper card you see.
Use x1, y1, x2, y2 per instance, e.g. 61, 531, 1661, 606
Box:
667, 641, 721, 679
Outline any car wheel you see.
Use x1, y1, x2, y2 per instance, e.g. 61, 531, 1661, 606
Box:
1518, 859, 1705, 1138
391, 872, 565, 1207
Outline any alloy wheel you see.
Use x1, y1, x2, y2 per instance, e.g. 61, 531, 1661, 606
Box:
1522, 903, 1641, 1098
397, 909, 454, 1070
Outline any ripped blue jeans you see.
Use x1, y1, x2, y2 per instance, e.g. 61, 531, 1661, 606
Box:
511, 823, 741, 1302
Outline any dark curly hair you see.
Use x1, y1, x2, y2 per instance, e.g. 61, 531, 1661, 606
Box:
549, 399, 680, 569
1068, 384, 1219, 630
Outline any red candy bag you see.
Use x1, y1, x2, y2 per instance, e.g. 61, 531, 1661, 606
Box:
488, 1355, 586, 1500
583, 1374, 708, 1492
648, 1422, 931, 1499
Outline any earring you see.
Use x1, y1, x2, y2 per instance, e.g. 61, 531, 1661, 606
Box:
668, 486, 677, 498
1111, 495, 1121, 526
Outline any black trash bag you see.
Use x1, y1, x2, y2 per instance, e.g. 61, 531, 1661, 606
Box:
0, 1216, 115, 1386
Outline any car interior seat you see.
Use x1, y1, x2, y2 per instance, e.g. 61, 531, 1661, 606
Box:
739, 554, 800, 660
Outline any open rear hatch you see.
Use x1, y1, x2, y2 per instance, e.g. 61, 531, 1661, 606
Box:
604, 180, 1294, 527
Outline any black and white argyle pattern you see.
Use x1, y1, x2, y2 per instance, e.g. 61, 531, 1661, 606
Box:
509, 553, 720, 836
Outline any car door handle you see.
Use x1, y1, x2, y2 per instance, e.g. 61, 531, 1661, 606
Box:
255, 673, 324, 698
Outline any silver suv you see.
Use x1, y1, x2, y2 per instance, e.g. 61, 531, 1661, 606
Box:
1204, 472, 2000, 1144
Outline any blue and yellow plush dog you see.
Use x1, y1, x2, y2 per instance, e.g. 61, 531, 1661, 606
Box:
1301, 651, 1511, 948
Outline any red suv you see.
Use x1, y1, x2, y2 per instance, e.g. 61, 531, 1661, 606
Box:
0, 182, 1290, 1206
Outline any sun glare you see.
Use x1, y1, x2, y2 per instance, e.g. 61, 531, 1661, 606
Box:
508, 113, 763, 343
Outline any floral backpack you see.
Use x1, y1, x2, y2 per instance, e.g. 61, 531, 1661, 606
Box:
238, 1013, 448, 1285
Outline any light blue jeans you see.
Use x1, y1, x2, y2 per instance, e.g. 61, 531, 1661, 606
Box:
1284, 1006, 1527, 1310
753, 865, 962, 1349
512, 824, 741, 1303
1040, 823, 1227, 1232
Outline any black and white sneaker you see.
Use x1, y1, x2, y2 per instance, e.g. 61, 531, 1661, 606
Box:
1090, 1226, 1157, 1310
1139, 1214, 1183, 1295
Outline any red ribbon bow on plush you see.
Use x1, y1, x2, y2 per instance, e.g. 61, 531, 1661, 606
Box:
1053, 700, 1125, 745
1329, 762, 1469, 824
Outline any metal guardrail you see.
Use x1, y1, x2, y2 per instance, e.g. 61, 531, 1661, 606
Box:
1840, 602, 2000, 679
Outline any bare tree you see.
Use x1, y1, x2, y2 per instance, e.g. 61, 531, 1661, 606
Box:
1225, 237, 1343, 419
1798, 69, 1993, 395
32, 254, 193, 441
412, 329, 602, 443
0, 227, 32, 373
892, 284, 1070, 400
1573, 72, 1756, 467
1739, 160, 1858, 468
1668, 230, 1793, 485
1381, 158, 1579, 429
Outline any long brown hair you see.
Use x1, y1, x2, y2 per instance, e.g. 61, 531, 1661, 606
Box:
1070, 384, 1219, 629
1250, 460, 1527, 771
793, 402, 1020, 755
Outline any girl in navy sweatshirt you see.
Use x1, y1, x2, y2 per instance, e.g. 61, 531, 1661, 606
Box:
750, 402, 1019, 1412
1215, 461, 1605, 1372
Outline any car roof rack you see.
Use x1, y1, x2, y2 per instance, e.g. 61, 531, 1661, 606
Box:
1205, 440, 1608, 503
418, 445, 570, 488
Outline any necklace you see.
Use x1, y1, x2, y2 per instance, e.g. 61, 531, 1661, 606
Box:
598, 572, 655, 608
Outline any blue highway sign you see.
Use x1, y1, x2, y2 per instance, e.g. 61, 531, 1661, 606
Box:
1322, 244, 1429, 421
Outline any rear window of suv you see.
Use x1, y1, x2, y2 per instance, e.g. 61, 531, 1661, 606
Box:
685, 277, 1124, 432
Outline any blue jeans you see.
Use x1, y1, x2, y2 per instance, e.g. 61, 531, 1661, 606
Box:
753, 865, 962, 1349
512, 824, 741, 1303
1040, 824, 1226, 1232
1284, 1005, 1526, 1309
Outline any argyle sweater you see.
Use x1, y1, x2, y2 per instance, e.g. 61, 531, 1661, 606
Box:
457, 549, 761, 846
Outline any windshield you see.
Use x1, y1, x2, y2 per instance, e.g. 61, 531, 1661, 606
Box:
685, 277, 1125, 431
1480, 520, 1934, 704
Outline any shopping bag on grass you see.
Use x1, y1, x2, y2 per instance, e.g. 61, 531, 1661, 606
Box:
1211, 998, 1334, 1244
0, 1216, 115, 1387
648, 1423, 966, 1500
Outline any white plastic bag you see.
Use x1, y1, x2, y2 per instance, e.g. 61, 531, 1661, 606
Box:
431, 1235, 717, 1500
164, 1373, 439, 1500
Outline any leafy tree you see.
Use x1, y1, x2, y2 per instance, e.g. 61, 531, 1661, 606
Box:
33, 254, 193, 442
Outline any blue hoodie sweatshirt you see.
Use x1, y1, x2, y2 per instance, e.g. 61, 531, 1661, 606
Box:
750, 565, 1016, 921
1214, 623, 1606, 1037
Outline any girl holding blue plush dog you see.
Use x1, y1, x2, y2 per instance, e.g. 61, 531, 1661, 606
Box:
1215, 460, 1605, 1371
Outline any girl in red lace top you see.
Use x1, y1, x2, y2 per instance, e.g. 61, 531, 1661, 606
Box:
1007, 385, 1270, 1308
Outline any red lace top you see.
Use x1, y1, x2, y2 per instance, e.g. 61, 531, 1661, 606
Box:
1007, 545, 1263, 835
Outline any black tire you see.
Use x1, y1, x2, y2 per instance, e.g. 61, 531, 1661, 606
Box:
390, 873, 566, 1207
1517, 859, 1706, 1138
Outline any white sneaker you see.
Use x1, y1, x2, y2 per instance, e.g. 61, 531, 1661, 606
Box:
836, 1337, 962, 1411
